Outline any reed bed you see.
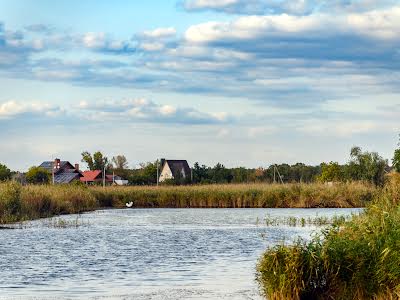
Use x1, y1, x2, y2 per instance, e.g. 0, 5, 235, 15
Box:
0, 182, 97, 224
91, 182, 376, 209
256, 174, 400, 300
1, 182, 376, 224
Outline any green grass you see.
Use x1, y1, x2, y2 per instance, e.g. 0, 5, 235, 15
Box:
0, 182, 376, 224
256, 174, 400, 300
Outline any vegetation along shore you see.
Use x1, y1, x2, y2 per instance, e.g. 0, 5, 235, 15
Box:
0, 182, 376, 224
257, 173, 400, 300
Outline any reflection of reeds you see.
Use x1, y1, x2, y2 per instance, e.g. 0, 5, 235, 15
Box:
42, 216, 89, 228
256, 174, 400, 300
1, 181, 377, 224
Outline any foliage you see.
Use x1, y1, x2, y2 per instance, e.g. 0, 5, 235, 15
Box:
81, 151, 111, 171
0, 163, 12, 181
25, 166, 50, 184
318, 161, 343, 182
393, 135, 400, 173
257, 175, 400, 300
127, 161, 158, 185
393, 149, 400, 173
112, 155, 128, 169
346, 146, 388, 186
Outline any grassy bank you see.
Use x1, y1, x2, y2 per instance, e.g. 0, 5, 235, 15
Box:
256, 174, 400, 300
91, 182, 375, 208
1, 182, 376, 224
0, 182, 97, 224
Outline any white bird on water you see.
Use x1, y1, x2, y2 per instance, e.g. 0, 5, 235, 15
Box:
126, 201, 133, 208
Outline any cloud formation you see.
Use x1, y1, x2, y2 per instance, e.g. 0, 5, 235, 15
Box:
182, 0, 398, 15
0, 99, 231, 125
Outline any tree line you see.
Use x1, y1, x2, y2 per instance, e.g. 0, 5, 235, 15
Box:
1, 138, 400, 186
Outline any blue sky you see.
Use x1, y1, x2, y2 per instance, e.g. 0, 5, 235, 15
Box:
0, 0, 399, 171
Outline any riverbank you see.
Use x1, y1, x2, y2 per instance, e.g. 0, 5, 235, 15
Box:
256, 174, 400, 300
1, 182, 377, 224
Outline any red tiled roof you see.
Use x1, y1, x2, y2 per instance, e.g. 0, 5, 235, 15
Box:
80, 170, 102, 182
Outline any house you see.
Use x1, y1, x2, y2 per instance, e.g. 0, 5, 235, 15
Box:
39, 158, 83, 184
80, 171, 128, 185
159, 159, 191, 183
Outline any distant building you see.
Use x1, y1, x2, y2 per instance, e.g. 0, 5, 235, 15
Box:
159, 159, 191, 183
39, 158, 82, 184
80, 170, 128, 185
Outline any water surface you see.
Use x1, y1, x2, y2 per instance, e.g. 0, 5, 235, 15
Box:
0, 208, 361, 299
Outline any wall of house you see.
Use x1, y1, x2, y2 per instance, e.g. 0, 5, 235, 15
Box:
159, 163, 173, 182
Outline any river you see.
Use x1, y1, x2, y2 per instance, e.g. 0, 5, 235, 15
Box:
0, 208, 361, 299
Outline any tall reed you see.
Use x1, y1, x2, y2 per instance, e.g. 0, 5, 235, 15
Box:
256, 174, 400, 300
0, 183, 97, 224
91, 182, 376, 208
1, 182, 377, 224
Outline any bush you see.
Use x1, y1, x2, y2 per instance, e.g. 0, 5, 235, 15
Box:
0, 163, 12, 181
26, 166, 50, 184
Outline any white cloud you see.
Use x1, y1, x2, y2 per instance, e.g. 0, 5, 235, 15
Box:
141, 27, 176, 39
0, 101, 61, 119
184, 7, 400, 43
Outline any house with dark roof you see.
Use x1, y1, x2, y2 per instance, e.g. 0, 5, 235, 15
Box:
39, 158, 83, 184
159, 159, 191, 183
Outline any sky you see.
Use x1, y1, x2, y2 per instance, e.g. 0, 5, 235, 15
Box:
0, 0, 399, 171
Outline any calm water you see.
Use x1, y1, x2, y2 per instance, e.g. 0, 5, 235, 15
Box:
0, 208, 361, 299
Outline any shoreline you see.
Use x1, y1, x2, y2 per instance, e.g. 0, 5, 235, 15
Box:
1, 182, 376, 225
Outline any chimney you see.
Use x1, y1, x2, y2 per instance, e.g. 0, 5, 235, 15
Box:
54, 158, 61, 169
75, 163, 79, 171
160, 158, 165, 168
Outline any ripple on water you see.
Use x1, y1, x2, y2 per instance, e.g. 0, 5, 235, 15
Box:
0, 208, 361, 299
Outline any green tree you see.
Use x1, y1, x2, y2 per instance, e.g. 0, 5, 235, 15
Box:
81, 151, 110, 171
26, 166, 50, 184
128, 162, 158, 185
392, 135, 400, 173
112, 155, 128, 169
347, 146, 388, 186
318, 162, 343, 182
0, 163, 12, 181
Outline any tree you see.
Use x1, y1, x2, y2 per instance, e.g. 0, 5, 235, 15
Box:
393, 135, 400, 173
81, 151, 94, 170
0, 163, 12, 181
81, 151, 110, 171
112, 155, 128, 169
347, 146, 388, 186
26, 167, 50, 184
128, 162, 158, 185
318, 162, 343, 182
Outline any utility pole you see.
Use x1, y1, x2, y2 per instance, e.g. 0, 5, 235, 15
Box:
103, 165, 106, 188
275, 164, 284, 184
156, 159, 159, 186
273, 165, 276, 184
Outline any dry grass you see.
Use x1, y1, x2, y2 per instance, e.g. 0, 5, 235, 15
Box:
1, 182, 376, 224
91, 182, 376, 208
